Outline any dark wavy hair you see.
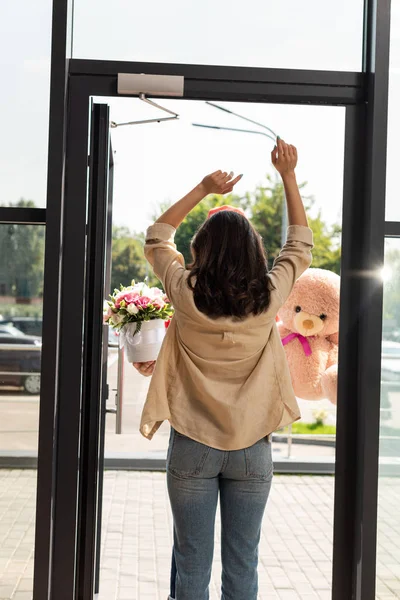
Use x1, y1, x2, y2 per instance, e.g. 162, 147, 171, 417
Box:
187, 210, 271, 319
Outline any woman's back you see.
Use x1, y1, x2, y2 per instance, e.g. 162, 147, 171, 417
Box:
139, 218, 313, 450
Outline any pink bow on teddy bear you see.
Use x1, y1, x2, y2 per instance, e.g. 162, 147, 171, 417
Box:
277, 268, 340, 405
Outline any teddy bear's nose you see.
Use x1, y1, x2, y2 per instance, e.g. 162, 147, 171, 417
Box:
303, 319, 314, 330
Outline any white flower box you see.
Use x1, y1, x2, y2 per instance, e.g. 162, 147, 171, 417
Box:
119, 319, 166, 362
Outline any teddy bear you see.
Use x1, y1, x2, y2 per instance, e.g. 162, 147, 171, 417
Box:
277, 268, 340, 405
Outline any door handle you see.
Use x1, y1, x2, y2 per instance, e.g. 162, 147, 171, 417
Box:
106, 346, 124, 434
115, 345, 124, 434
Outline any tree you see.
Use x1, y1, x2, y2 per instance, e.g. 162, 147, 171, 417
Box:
110, 226, 159, 293
155, 175, 342, 274
246, 175, 341, 273
307, 216, 341, 274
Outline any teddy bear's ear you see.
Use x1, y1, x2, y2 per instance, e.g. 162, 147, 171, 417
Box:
327, 332, 339, 345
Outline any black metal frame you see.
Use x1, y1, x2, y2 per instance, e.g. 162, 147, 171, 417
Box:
20, 0, 391, 598
94, 134, 114, 596
0, 208, 46, 224
70, 58, 365, 105
385, 222, 400, 237
75, 103, 111, 600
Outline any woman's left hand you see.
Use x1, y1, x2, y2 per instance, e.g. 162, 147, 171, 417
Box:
199, 171, 242, 196
132, 361, 156, 377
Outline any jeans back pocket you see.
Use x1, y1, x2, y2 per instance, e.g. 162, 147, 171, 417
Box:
244, 437, 273, 481
167, 429, 211, 478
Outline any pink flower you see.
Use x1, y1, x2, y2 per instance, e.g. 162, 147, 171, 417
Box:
114, 290, 140, 308
114, 291, 126, 308
123, 292, 140, 305
136, 295, 152, 309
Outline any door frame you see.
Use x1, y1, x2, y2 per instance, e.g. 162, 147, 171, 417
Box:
75, 102, 112, 600
33, 0, 392, 594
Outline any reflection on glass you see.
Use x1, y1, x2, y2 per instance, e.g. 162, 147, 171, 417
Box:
73, 0, 363, 71
0, 224, 44, 441
0, 2, 52, 208
0, 224, 45, 600
385, 2, 400, 221
103, 99, 344, 465
376, 238, 400, 597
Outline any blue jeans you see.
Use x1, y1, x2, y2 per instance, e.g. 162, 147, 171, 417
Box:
167, 427, 273, 600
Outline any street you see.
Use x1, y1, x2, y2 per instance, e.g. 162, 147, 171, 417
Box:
1, 349, 398, 458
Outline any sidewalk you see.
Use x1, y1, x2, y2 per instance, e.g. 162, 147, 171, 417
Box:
1, 470, 399, 599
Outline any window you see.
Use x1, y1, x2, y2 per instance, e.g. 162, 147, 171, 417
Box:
72, 0, 364, 71
0, 1, 52, 210
376, 238, 400, 595
0, 223, 45, 599
385, 2, 400, 221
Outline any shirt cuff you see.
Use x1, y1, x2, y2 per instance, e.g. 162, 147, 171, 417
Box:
145, 222, 176, 242
286, 225, 313, 246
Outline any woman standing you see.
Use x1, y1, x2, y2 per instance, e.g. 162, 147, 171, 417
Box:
134, 138, 313, 600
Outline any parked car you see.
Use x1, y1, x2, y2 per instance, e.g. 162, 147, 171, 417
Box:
0, 325, 41, 394
0, 317, 42, 337
381, 341, 400, 382
108, 327, 120, 348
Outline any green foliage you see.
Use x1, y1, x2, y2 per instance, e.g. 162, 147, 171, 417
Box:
110, 227, 159, 293
247, 175, 341, 273
280, 422, 337, 435
163, 174, 342, 274
307, 216, 341, 274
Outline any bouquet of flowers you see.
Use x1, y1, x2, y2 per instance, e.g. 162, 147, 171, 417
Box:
103, 280, 174, 362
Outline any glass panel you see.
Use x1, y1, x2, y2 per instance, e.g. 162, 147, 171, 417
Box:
376, 238, 400, 597
0, 1, 52, 209
0, 224, 45, 599
73, 0, 363, 71
99, 98, 345, 597
385, 2, 400, 221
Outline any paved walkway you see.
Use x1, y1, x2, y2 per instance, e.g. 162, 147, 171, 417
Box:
0, 470, 399, 599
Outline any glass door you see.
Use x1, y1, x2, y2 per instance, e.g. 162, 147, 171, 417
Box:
75, 102, 113, 599
91, 96, 346, 600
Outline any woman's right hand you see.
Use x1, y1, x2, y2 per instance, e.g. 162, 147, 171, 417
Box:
271, 138, 298, 177
199, 171, 242, 196
132, 361, 156, 377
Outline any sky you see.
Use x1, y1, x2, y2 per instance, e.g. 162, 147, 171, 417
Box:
0, 0, 399, 229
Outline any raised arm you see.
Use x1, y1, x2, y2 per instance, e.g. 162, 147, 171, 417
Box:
271, 138, 308, 227
269, 139, 313, 308
155, 171, 242, 228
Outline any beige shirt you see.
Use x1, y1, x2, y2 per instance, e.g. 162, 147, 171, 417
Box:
139, 222, 313, 451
